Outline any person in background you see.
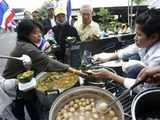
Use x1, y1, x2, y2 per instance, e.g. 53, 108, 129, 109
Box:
32, 10, 51, 53
114, 24, 121, 34
43, 3, 56, 34
32, 10, 43, 25
71, 15, 78, 26
118, 23, 131, 34
2, 19, 82, 120
93, 8, 160, 91
74, 4, 101, 41
52, 7, 80, 63
23, 11, 32, 20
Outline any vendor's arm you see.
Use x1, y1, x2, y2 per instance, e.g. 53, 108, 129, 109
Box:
25, 43, 84, 75
93, 44, 139, 63
93, 52, 119, 63
93, 70, 136, 89
93, 70, 124, 84
24, 44, 69, 72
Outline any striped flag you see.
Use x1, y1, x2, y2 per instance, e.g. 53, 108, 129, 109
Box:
66, 0, 72, 24
0, 0, 15, 30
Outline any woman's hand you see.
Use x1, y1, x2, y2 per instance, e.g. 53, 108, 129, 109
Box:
137, 66, 160, 83
94, 58, 110, 64
68, 67, 88, 77
93, 52, 118, 64
91, 69, 114, 79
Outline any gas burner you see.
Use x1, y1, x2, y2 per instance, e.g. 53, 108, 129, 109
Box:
104, 81, 135, 120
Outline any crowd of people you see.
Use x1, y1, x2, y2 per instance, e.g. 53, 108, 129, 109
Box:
0, 2, 160, 120
0, 4, 102, 120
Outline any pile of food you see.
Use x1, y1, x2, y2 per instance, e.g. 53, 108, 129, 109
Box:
56, 97, 118, 120
17, 70, 34, 83
36, 72, 78, 92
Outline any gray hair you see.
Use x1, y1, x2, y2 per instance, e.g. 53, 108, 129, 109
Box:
80, 4, 93, 13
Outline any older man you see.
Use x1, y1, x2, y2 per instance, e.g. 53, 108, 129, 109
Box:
74, 4, 101, 41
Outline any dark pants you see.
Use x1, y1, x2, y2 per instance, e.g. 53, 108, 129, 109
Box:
12, 90, 40, 120
12, 99, 40, 120
55, 47, 65, 63
126, 64, 144, 79
122, 53, 140, 61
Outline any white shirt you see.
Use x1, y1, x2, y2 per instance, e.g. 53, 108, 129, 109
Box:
74, 21, 101, 41
118, 42, 160, 90
118, 41, 160, 66
50, 18, 56, 27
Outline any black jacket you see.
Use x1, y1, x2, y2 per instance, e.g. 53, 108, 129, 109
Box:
43, 18, 52, 34
3, 41, 69, 79
52, 24, 80, 62
52, 24, 80, 47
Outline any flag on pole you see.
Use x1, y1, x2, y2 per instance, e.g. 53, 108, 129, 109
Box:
66, 0, 72, 24
0, 0, 15, 30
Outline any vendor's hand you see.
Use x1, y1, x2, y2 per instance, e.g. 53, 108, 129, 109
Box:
68, 67, 88, 77
68, 67, 78, 74
94, 58, 110, 64
137, 66, 160, 83
93, 52, 118, 64
153, 73, 160, 83
91, 69, 113, 79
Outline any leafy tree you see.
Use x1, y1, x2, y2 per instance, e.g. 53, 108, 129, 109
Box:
97, 8, 118, 32
133, 0, 146, 5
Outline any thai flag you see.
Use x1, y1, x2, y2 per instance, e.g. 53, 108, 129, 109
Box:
66, 0, 72, 24
0, 0, 15, 30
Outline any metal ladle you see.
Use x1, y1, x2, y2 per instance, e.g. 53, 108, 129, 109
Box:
96, 79, 145, 113
0, 54, 32, 69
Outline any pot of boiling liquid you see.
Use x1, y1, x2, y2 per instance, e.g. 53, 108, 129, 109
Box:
49, 86, 125, 120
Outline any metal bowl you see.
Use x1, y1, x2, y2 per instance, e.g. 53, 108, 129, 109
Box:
49, 86, 125, 120
35, 72, 80, 110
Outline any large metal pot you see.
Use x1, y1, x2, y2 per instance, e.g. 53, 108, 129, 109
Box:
49, 86, 125, 120
131, 88, 160, 120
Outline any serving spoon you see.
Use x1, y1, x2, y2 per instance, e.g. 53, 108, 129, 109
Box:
95, 79, 145, 113
0, 54, 32, 69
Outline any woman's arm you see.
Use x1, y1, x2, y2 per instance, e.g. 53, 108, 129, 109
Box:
93, 52, 119, 63
93, 70, 136, 89
93, 69, 125, 84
